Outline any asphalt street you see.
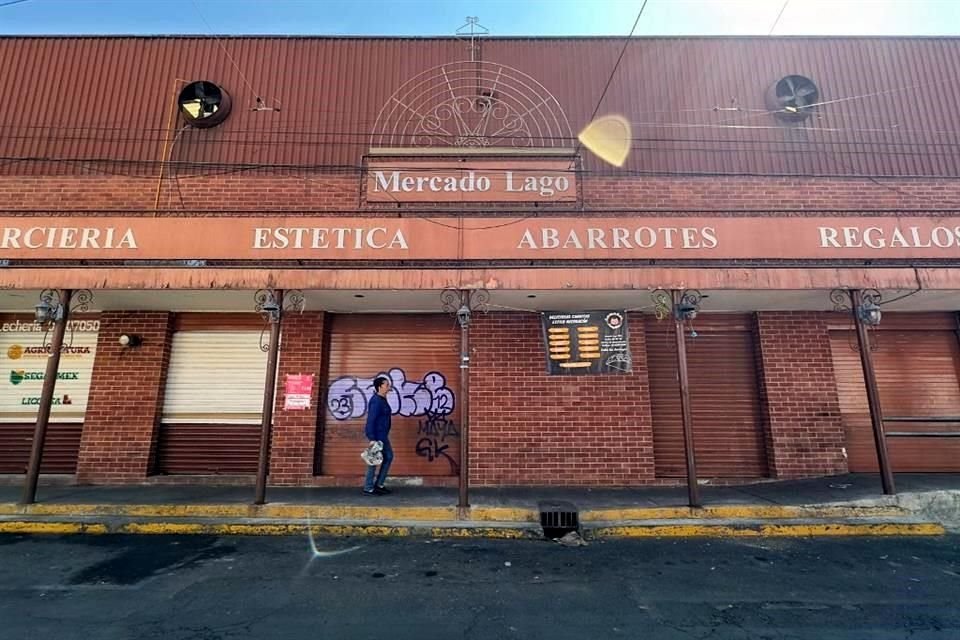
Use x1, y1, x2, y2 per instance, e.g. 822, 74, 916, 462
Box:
1, 533, 958, 639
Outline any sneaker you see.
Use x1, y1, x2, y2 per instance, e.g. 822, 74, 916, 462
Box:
362, 488, 378, 496
374, 486, 392, 495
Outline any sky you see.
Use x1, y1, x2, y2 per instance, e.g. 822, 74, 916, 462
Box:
0, 0, 959, 37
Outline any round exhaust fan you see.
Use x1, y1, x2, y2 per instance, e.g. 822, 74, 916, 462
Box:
765, 75, 819, 122
177, 81, 232, 128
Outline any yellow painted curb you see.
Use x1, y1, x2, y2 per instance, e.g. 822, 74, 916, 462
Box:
0, 517, 541, 538
580, 504, 906, 522
0, 502, 540, 523
118, 522, 415, 537
468, 507, 539, 523
589, 522, 946, 538
0, 503, 459, 521
114, 522, 538, 539
0, 503, 910, 524
0, 521, 109, 535
0, 517, 943, 539
428, 526, 535, 539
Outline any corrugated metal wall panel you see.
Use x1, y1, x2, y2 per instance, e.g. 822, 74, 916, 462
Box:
320, 314, 460, 477
157, 329, 267, 475
155, 423, 260, 475
830, 324, 960, 472
0, 422, 83, 474
173, 314, 263, 331
161, 331, 268, 423
1, 36, 959, 177
645, 315, 768, 478
826, 312, 958, 332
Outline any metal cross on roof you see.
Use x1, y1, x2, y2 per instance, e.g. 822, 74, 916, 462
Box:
455, 17, 489, 62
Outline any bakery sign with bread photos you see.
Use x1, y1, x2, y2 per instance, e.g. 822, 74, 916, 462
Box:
541, 311, 632, 375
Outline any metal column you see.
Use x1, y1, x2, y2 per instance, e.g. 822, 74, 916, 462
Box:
458, 315, 471, 513
851, 289, 896, 495
672, 289, 701, 508
255, 290, 284, 505
21, 289, 73, 505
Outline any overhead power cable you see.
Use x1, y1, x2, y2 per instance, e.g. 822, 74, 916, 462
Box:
571, 0, 649, 161
768, 0, 790, 36
5, 153, 960, 179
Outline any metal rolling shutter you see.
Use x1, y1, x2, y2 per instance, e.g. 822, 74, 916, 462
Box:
0, 323, 98, 474
157, 328, 267, 474
646, 315, 768, 478
0, 423, 83, 474
830, 318, 960, 472
320, 314, 460, 477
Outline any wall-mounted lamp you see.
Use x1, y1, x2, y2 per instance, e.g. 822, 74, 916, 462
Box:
441, 289, 490, 330
832, 288, 883, 328
254, 288, 304, 324
831, 288, 883, 351
675, 301, 699, 322
118, 333, 143, 348
34, 289, 94, 325
34, 290, 65, 324
254, 289, 306, 352
30, 289, 94, 355
857, 297, 882, 326
456, 304, 472, 328
652, 289, 704, 336
258, 292, 282, 324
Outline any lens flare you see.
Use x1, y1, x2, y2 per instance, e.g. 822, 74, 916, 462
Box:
306, 521, 364, 558
578, 114, 632, 167
298, 522, 364, 577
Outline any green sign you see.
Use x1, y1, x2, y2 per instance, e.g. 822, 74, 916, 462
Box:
9, 370, 80, 385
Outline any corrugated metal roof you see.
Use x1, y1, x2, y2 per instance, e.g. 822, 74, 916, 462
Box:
0, 36, 958, 177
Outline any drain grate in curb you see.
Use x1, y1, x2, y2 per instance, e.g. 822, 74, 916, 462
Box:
538, 500, 579, 539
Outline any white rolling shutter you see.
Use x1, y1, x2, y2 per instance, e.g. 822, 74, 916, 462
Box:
0, 327, 99, 423
161, 331, 268, 424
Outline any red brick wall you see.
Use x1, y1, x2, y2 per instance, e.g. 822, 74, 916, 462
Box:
0, 176, 359, 212
268, 312, 326, 486
581, 177, 960, 211
2, 174, 959, 212
76, 312, 173, 483
756, 312, 848, 478
67, 310, 854, 486
469, 312, 655, 486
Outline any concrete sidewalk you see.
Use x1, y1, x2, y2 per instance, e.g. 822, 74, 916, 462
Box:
0, 474, 957, 538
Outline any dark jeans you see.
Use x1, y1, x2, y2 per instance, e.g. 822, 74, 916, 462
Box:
364, 438, 393, 491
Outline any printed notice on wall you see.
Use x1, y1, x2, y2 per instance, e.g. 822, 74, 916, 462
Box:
284, 374, 314, 410
541, 311, 632, 375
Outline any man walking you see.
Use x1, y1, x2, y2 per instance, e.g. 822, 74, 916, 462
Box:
363, 376, 393, 496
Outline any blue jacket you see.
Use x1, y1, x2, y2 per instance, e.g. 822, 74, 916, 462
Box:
364, 393, 392, 442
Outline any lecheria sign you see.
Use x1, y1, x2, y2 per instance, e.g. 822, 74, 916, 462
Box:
2, 216, 960, 260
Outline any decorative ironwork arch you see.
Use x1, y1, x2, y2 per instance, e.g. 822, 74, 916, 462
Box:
371, 61, 572, 150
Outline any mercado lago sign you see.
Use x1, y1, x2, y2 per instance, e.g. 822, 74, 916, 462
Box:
3, 216, 960, 261
363, 159, 577, 203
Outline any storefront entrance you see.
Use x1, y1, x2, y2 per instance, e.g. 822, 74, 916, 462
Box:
831, 313, 960, 472
318, 314, 461, 478
646, 314, 769, 479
